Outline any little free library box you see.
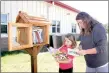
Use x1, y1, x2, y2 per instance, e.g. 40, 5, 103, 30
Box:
8, 11, 51, 73
8, 11, 50, 51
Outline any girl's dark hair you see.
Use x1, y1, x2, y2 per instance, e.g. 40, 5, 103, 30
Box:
65, 34, 77, 49
76, 12, 100, 35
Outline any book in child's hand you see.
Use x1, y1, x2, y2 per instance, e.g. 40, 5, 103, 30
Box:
68, 48, 82, 56
53, 51, 68, 61
47, 47, 68, 61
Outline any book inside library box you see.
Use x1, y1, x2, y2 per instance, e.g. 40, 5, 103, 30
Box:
8, 11, 50, 51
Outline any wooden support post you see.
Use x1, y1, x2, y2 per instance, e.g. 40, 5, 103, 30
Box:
25, 46, 42, 73
31, 54, 37, 73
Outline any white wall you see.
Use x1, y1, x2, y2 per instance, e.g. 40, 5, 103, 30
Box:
1, 1, 48, 37
47, 3, 79, 34
1, 1, 79, 38
70, 11, 80, 34
1, 1, 48, 22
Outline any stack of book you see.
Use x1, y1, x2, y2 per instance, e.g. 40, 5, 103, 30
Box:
47, 47, 68, 61
47, 46, 81, 61
32, 27, 44, 44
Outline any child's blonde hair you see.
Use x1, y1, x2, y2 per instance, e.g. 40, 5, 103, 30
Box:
65, 33, 77, 49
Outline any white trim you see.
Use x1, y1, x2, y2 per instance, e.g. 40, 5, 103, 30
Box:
1, 13, 9, 14
1, 34, 8, 38
1, 23, 7, 25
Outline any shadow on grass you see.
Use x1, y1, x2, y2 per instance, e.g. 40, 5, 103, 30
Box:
1, 50, 28, 57
1, 46, 49, 57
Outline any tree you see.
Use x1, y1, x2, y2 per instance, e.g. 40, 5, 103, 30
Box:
103, 23, 108, 33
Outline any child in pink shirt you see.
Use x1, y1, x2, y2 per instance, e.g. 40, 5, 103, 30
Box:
55, 34, 77, 73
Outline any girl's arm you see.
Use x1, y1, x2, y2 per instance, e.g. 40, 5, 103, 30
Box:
55, 55, 74, 63
56, 58, 72, 63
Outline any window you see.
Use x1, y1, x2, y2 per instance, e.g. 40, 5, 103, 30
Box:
52, 20, 60, 33
72, 23, 76, 33
57, 21, 60, 33
1, 14, 8, 33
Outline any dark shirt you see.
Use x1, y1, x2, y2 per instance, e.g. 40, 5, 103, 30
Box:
80, 23, 108, 68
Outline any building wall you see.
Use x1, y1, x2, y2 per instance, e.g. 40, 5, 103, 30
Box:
1, 1, 79, 37
47, 2, 80, 34
1, 1, 48, 21
1, 1, 48, 37
1, 1, 80, 51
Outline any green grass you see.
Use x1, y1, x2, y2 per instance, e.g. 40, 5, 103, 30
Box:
1, 52, 86, 72
1, 41, 86, 72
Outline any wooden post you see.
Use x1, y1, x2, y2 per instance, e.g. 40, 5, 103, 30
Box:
25, 46, 42, 73
31, 54, 37, 73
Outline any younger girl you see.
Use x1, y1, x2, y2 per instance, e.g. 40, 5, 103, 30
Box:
56, 34, 77, 73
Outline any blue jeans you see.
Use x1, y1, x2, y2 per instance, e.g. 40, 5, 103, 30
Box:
86, 63, 108, 73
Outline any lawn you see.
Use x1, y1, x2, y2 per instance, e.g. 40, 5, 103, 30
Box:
1, 51, 86, 72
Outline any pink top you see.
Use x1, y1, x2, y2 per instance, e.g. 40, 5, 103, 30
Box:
59, 45, 74, 70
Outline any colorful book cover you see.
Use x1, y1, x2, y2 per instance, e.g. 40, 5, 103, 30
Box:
37, 29, 43, 43
32, 27, 43, 44
32, 31, 37, 44
47, 47, 68, 61
35, 31, 41, 43
47, 47, 81, 61
68, 48, 81, 56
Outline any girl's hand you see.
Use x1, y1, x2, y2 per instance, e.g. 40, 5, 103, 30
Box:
55, 58, 62, 63
55, 58, 59, 63
55, 58, 72, 63
77, 50, 87, 55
